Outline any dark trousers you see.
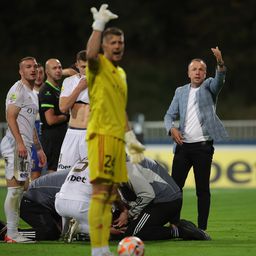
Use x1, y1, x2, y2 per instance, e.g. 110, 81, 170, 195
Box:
20, 196, 62, 240
41, 126, 67, 171
124, 199, 182, 241
172, 141, 214, 230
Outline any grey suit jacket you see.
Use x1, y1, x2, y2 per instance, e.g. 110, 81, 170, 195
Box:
164, 70, 228, 143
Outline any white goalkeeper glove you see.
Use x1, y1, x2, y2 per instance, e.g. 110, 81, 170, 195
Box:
91, 4, 118, 32
125, 130, 145, 164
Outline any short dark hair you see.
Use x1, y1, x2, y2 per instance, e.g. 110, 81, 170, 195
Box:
37, 62, 43, 68
103, 27, 124, 39
76, 50, 87, 61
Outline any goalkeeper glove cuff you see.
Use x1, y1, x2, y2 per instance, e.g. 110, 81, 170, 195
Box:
125, 130, 137, 144
92, 20, 106, 32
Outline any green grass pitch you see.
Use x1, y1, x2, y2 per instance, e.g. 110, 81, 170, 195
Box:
0, 187, 256, 256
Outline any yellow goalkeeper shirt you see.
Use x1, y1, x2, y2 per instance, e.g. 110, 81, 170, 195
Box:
86, 54, 127, 140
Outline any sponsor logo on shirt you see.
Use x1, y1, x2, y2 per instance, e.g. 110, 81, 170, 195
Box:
57, 164, 71, 170
9, 93, 17, 103
66, 174, 87, 183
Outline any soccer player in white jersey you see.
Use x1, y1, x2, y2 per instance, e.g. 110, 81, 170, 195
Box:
0, 57, 47, 243
57, 50, 89, 172
55, 157, 92, 242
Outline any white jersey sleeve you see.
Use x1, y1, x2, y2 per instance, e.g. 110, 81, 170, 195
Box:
60, 74, 89, 104
60, 76, 75, 98
123, 162, 155, 218
7, 81, 25, 108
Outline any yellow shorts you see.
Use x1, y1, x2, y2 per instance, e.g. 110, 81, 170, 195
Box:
88, 134, 128, 183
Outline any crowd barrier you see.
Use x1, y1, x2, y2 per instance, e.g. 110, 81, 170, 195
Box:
1, 144, 256, 188
144, 144, 256, 188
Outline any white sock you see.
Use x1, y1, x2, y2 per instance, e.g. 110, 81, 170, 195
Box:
101, 246, 111, 254
91, 247, 102, 256
61, 217, 71, 234
4, 186, 24, 237
101, 246, 110, 253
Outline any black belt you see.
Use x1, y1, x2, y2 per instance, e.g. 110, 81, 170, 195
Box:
183, 140, 213, 146
68, 126, 87, 130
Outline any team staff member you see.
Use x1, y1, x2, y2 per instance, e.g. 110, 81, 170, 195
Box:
20, 170, 69, 240
39, 59, 69, 173
114, 157, 211, 241
86, 4, 145, 256
0, 57, 47, 243
164, 47, 228, 231
57, 50, 89, 172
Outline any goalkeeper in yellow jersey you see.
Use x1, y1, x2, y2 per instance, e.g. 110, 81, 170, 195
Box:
85, 4, 145, 256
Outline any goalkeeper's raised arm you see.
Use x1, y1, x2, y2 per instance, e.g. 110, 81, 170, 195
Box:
86, 4, 118, 71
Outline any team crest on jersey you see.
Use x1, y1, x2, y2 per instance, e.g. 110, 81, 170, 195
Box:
9, 93, 17, 103
45, 91, 51, 96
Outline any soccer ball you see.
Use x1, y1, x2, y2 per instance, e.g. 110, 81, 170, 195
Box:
117, 236, 145, 256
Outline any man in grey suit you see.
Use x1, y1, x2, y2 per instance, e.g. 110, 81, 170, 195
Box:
164, 47, 228, 232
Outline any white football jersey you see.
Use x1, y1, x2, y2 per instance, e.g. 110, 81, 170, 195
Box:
57, 158, 92, 202
5, 81, 38, 146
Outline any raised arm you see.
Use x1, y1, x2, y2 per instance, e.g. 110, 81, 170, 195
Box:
86, 4, 118, 70
209, 47, 227, 95
211, 46, 225, 72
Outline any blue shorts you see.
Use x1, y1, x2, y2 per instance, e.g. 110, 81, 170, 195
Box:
31, 120, 42, 173
31, 144, 42, 173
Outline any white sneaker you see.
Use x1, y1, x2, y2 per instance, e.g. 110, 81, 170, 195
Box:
64, 219, 79, 243
5, 234, 35, 243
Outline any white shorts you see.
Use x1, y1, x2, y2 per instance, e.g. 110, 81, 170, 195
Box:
0, 136, 32, 181
57, 128, 87, 172
55, 194, 89, 234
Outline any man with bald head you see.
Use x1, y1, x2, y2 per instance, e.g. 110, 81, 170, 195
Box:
39, 58, 69, 173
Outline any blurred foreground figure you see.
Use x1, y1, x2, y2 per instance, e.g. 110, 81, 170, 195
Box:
85, 4, 145, 256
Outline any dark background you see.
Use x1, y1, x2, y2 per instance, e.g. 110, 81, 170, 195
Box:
0, 0, 255, 122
